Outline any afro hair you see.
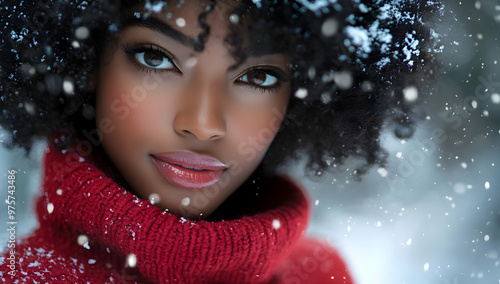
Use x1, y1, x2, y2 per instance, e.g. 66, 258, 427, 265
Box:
0, 0, 442, 177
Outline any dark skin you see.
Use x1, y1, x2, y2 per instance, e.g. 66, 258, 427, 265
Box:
95, 0, 292, 219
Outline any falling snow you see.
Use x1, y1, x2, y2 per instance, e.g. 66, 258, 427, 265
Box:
126, 254, 137, 268
74, 26, 89, 40
229, 14, 239, 24
484, 181, 490, 190
181, 197, 190, 206
295, 88, 308, 99
63, 80, 74, 95
0, 1, 498, 284
272, 219, 281, 230
377, 167, 388, 177
149, 193, 160, 205
47, 203, 54, 214
403, 86, 418, 102
321, 18, 338, 37
491, 93, 500, 104
175, 18, 186, 28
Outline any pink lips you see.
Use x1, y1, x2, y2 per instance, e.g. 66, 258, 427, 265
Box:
151, 152, 227, 190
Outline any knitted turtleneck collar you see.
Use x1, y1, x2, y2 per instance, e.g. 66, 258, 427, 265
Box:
36, 145, 310, 283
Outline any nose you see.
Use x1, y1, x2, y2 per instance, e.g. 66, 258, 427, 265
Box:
173, 84, 226, 141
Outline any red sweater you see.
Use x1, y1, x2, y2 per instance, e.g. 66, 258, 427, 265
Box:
0, 146, 353, 283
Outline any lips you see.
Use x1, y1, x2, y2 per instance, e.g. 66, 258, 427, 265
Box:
151, 151, 227, 190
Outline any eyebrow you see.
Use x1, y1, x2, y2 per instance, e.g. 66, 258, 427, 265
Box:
121, 17, 197, 49
121, 15, 290, 59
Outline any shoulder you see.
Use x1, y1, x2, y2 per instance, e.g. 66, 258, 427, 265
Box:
271, 237, 354, 284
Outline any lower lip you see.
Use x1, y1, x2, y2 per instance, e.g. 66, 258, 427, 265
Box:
152, 157, 225, 190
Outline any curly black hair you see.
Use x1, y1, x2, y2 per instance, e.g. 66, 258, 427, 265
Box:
0, 0, 441, 177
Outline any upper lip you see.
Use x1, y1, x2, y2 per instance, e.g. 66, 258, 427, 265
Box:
151, 151, 228, 171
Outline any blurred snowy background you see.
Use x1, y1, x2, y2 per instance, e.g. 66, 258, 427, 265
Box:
298, 1, 500, 283
1, 0, 499, 283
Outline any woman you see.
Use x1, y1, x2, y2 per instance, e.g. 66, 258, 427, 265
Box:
0, 0, 441, 282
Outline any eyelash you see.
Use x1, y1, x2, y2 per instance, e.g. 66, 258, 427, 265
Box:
121, 43, 178, 74
235, 68, 288, 93
121, 43, 288, 93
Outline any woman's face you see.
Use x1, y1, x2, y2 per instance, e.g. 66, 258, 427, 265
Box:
95, 0, 291, 219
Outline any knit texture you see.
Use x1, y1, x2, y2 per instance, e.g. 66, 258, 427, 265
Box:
0, 145, 353, 283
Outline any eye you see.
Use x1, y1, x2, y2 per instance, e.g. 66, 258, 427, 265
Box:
121, 43, 178, 73
135, 50, 174, 69
238, 70, 279, 88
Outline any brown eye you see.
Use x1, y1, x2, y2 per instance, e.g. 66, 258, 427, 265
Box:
143, 52, 163, 67
238, 70, 278, 87
247, 71, 267, 85
135, 51, 174, 69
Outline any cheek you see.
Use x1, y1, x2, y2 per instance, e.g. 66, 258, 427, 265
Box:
96, 70, 169, 149
236, 108, 284, 144
229, 91, 290, 166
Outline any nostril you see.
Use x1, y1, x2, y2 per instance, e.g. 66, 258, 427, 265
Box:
175, 128, 224, 141
177, 129, 195, 138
